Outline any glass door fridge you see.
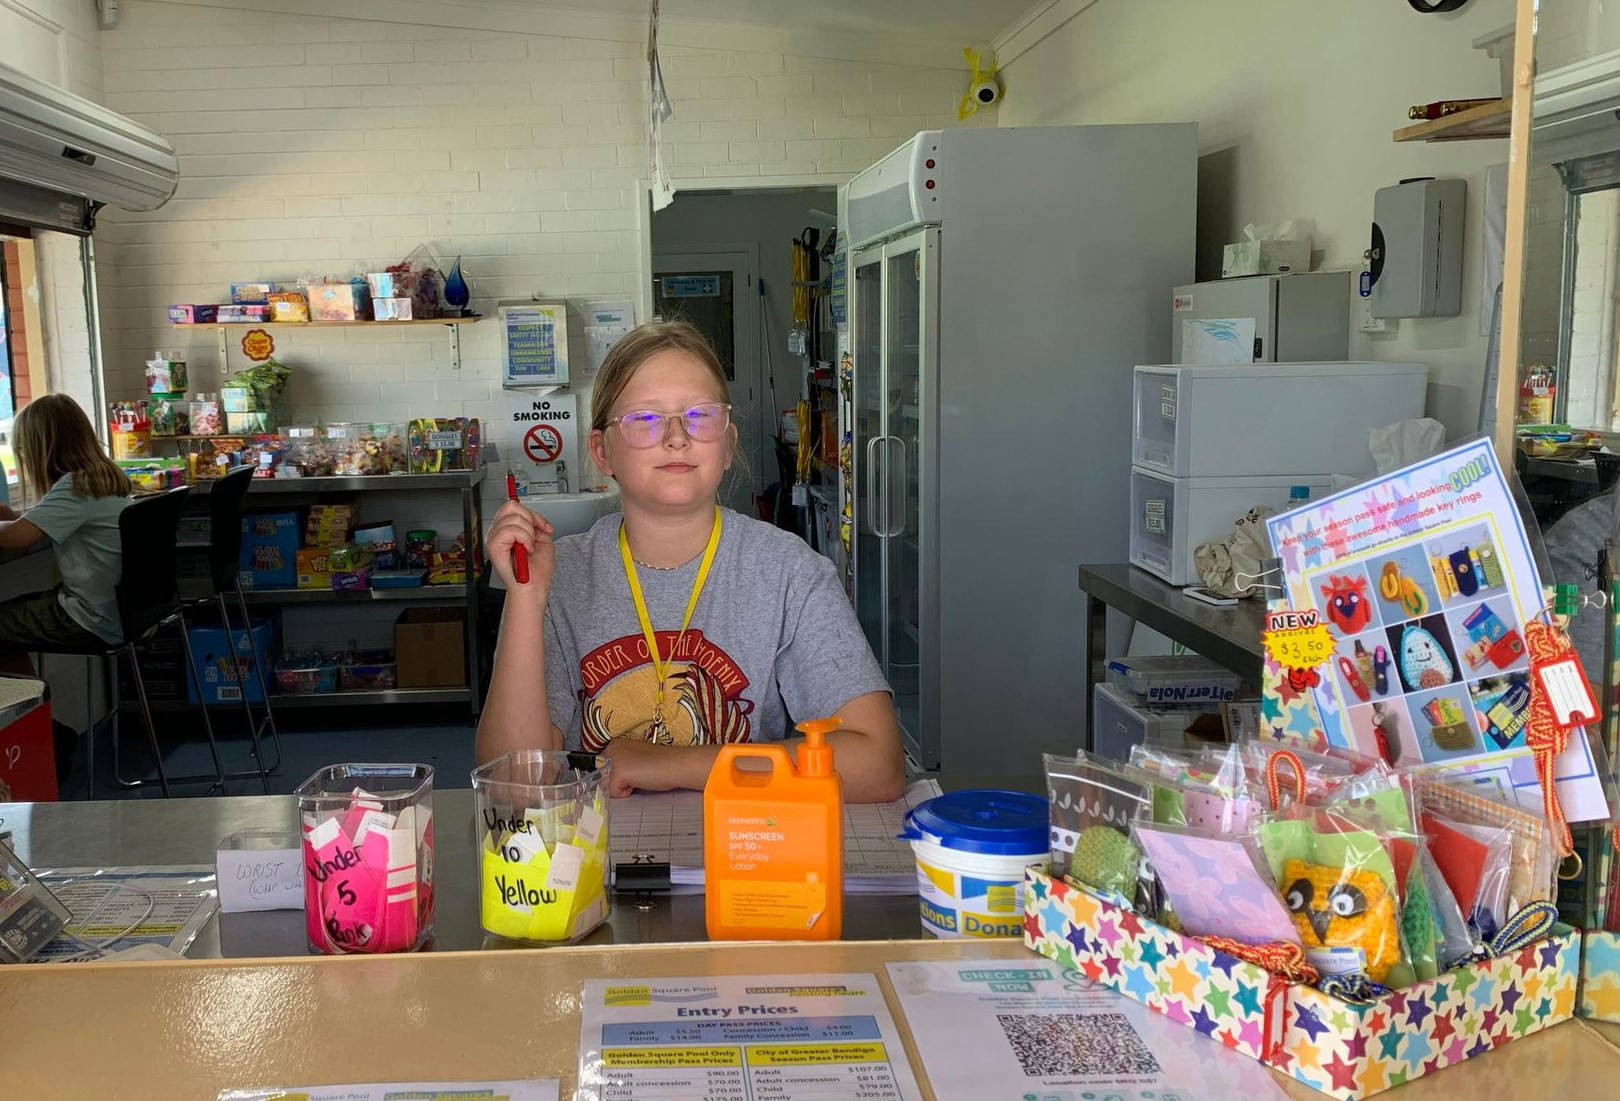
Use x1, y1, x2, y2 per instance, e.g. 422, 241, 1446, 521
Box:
850, 226, 938, 766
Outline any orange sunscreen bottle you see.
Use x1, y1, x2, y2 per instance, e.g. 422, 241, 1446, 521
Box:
703, 716, 843, 940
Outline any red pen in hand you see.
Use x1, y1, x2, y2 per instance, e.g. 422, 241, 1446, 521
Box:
506, 472, 530, 584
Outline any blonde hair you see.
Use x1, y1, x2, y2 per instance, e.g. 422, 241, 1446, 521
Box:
14, 394, 132, 499
590, 320, 731, 431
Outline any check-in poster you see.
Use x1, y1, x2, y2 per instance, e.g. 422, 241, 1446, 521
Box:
1266, 437, 1609, 822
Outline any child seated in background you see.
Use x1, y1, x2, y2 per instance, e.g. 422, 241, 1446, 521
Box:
0, 394, 133, 779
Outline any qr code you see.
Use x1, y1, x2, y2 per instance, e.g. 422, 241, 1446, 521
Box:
996, 1012, 1163, 1078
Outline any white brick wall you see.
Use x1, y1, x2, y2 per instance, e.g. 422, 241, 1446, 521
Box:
95, 1, 982, 433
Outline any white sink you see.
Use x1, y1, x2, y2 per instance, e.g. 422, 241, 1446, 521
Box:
523, 486, 620, 537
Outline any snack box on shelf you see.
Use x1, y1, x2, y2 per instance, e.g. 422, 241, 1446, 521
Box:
216, 304, 270, 323
296, 548, 332, 590
267, 290, 310, 322
238, 511, 299, 589
168, 304, 217, 324
1023, 866, 1578, 1100
229, 282, 276, 305
185, 619, 273, 705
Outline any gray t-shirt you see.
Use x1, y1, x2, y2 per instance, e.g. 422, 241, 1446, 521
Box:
544, 508, 889, 751
27, 474, 130, 643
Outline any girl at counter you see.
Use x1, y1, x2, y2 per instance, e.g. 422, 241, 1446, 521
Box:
477, 320, 905, 803
0, 394, 132, 652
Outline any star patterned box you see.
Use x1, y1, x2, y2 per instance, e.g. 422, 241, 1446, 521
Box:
1023, 867, 1579, 1099
1580, 929, 1620, 1021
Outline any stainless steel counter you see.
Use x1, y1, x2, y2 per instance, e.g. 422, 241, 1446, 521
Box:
0, 788, 943, 958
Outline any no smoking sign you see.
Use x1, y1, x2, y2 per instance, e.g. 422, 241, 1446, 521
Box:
523, 422, 564, 463
508, 390, 577, 491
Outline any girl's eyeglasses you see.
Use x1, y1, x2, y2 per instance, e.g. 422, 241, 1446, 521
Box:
609, 402, 732, 449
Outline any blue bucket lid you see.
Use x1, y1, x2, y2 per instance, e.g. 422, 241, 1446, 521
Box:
901, 789, 1049, 856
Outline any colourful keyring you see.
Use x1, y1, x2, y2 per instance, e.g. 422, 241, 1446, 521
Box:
1380, 561, 1402, 602
1398, 577, 1428, 617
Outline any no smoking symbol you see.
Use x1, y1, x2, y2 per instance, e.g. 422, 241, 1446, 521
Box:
523, 423, 563, 463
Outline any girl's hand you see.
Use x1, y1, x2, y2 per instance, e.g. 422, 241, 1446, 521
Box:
487, 499, 555, 609
598, 739, 679, 798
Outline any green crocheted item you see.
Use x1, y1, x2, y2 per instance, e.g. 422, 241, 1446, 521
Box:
1403, 868, 1439, 981
1071, 825, 1138, 898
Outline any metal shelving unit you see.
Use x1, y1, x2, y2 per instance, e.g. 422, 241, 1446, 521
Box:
239, 584, 467, 605
222, 468, 486, 715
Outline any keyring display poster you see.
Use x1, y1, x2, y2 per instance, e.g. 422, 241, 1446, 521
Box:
1265, 437, 1609, 822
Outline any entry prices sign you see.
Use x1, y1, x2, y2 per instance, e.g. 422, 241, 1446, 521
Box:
509, 390, 578, 491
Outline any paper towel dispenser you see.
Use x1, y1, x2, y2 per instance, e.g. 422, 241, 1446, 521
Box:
1368, 177, 1465, 318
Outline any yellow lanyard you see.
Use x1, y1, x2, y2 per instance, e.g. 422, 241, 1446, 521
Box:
619, 506, 723, 712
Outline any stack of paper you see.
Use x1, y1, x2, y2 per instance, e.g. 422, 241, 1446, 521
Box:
610, 779, 939, 895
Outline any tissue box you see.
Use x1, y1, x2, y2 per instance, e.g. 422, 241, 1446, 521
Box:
372, 297, 414, 321
1222, 239, 1311, 277
1023, 866, 1579, 1099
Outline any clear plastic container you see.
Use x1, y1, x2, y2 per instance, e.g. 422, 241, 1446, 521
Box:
325, 422, 408, 476
472, 750, 611, 945
282, 426, 334, 477
275, 652, 339, 694
340, 650, 396, 691
297, 764, 434, 954
1104, 654, 1242, 706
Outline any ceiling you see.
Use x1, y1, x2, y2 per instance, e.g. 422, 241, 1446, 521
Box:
537, 0, 1036, 44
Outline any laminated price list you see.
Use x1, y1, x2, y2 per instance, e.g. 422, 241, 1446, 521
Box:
577, 975, 922, 1101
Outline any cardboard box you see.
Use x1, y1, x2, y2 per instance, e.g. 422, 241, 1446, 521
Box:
1580, 929, 1620, 1020
1024, 867, 1579, 1099
239, 511, 300, 588
167, 304, 218, 324
395, 607, 466, 688
216, 304, 271, 323
268, 290, 310, 322
296, 547, 333, 590
229, 282, 276, 304
1222, 239, 1310, 277
306, 283, 368, 322
186, 619, 272, 705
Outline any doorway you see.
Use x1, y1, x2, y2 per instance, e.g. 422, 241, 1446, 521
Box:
651, 249, 760, 515
649, 185, 838, 521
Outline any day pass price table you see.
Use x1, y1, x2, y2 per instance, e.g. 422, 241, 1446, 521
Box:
576, 974, 922, 1101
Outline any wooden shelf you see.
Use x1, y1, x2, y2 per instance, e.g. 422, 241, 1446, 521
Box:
1393, 97, 1512, 142
171, 316, 480, 328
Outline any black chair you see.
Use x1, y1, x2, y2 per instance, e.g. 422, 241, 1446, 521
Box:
43, 486, 227, 797
177, 464, 280, 791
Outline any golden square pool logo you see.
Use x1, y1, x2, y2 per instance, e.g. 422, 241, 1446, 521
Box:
603, 985, 651, 1007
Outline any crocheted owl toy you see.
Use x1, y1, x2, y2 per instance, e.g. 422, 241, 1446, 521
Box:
1282, 858, 1401, 983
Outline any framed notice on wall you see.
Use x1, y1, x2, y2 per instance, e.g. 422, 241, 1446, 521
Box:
501, 300, 570, 387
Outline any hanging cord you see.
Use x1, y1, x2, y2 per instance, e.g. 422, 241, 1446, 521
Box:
51, 882, 157, 963
1265, 749, 1305, 810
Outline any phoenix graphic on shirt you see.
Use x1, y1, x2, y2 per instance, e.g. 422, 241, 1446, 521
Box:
577, 628, 754, 750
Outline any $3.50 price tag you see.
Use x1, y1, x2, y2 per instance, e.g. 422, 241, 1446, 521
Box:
1263, 612, 1334, 672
